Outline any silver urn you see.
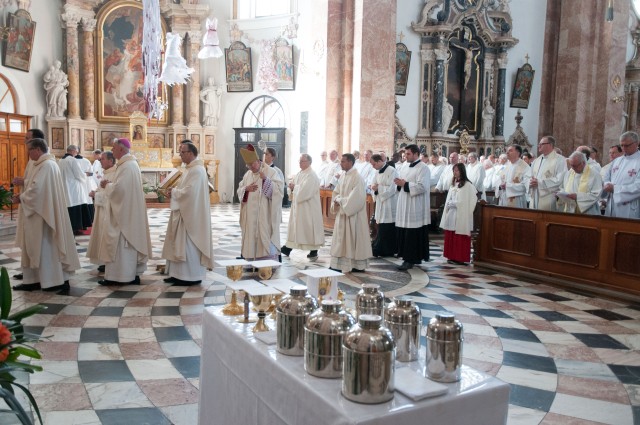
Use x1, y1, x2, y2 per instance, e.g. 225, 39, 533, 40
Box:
384, 296, 421, 362
304, 300, 356, 378
342, 314, 396, 404
426, 311, 463, 382
355, 284, 384, 319
276, 285, 319, 356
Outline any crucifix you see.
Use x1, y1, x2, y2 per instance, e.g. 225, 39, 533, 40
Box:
450, 29, 481, 90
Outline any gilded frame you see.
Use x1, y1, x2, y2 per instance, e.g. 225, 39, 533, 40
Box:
2, 10, 35, 72
395, 43, 411, 96
96, 0, 168, 123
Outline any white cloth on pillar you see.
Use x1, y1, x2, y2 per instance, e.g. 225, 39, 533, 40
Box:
529, 151, 566, 211
285, 167, 324, 250
396, 160, 431, 228
558, 164, 603, 215
329, 168, 372, 271
602, 150, 640, 218
498, 159, 531, 208
372, 164, 398, 224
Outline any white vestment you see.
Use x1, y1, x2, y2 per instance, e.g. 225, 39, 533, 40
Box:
529, 151, 566, 211
558, 164, 603, 215
436, 165, 454, 192
77, 156, 97, 204
396, 161, 431, 228
428, 163, 445, 188
482, 167, 496, 201
17, 154, 80, 288
162, 159, 214, 280
59, 155, 88, 207
466, 162, 485, 193
329, 168, 372, 271
372, 164, 398, 224
87, 166, 115, 264
498, 159, 531, 208
602, 150, 640, 218
286, 167, 324, 250
92, 159, 104, 187
315, 159, 331, 186
440, 182, 477, 235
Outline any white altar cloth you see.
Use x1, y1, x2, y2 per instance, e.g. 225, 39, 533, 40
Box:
198, 306, 509, 425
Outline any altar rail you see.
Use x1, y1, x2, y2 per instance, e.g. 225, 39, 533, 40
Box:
320, 189, 374, 230
475, 205, 640, 298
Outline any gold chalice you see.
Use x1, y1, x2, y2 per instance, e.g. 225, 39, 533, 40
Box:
318, 276, 332, 302
222, 265, 245, 316
257, 266, 273, 280
269, 293, 283, 320
250, 294, 273, 332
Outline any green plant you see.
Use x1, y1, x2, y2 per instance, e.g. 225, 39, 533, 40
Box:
0, 185, 12, 210
0, 267, 47, 425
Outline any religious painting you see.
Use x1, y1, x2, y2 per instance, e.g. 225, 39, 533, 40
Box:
71, 128, 80, 147
274, 38, 294, 90
148, 133, 165, 148
2, 11, 36, 72
101, 131, 123, 148
205, 135, 214, 155
176, 133, 185, 152
84, 129, 95, 152
510, 63, 535, 109
96, 2, 167, 123
191, 134, 201, 146
395, 43, 411, 96
225, 41, 253, 92
52, 128, 64, 150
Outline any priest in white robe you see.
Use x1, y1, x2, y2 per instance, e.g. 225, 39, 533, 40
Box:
329, 153, 372, 272
263, 147, 285, 235
237, 144, 284, 260
370, 154, 398, 257
558, 152, 603, 215
395, 144, 431, 271
281, 154, 324, 260
427, 154, 445, 189
86, 150, 116, 272
91, 150, 104, 187
466, 152, 485, 193
498, 145, 531, 208
529, 136, 566, 211
602, 131, 640, 219
12, 138, 80, 292
436, 152, 458, 192
99, 138, 152, 285
59, 145, 91, 233
76, 151, 97, 220
162, 143, 214, 285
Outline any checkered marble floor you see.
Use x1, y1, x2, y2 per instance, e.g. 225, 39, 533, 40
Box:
1, 204, 639, 425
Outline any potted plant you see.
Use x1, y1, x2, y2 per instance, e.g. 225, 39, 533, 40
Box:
0, 267, 47, 425
0, 185, 12, 212
142, 181, 166, 203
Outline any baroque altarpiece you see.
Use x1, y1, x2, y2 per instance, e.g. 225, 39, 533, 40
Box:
410, 0, 517, 157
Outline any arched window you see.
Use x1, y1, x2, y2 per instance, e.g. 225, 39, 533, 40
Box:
242, 95, 285, 128
0, 74, 17, 113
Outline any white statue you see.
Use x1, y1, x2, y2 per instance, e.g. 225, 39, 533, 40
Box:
200, 77, 222, 127
43, 60, 69, 118
480, 98, 495, 139
441, 100, 454, 134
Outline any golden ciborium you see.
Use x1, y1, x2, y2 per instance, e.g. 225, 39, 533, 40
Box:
217, 259, 250, 316
258, 267, 273, 280
249, 259, 281, 282
250, 294, 274, 333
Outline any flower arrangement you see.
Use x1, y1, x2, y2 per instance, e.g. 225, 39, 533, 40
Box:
0, 267, 47, 425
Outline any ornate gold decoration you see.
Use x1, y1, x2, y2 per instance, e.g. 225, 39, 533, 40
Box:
612, 75, 622, 90
250, 294, 273, 332
222, 265, 245, 316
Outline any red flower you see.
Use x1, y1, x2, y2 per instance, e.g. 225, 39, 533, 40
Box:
0, 323, 12, 362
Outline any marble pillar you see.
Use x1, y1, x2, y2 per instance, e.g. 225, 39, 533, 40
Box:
172, 84, 183, 126
61, 12, 81, 119
188, 33, 201, 126
432, 46, 448, 134
629, 84, 639, 131
81, 18, 96, 121
496, 55, 507, 138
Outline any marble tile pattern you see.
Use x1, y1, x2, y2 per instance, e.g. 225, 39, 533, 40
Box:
0, 204, 639, 425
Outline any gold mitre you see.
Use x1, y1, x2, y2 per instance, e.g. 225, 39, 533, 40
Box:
240, 144, 260, 165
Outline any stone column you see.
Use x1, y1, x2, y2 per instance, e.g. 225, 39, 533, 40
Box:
629, 84, 639, 131
495, 54, 508, 138
432, 46, 448, 134
188, 32, 201, 126
61, 12, 81, 119
81, 18, 96, 121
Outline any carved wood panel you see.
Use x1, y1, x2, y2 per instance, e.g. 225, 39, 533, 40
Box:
491, 216, 535, 256
613, 231, 640, 276
546, 223, 599, 267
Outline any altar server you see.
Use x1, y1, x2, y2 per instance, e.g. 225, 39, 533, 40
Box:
370, 154, 399, 257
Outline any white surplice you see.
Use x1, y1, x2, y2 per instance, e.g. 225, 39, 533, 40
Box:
558, 164, 603, 215
466, 162, 485, 193
529, 151, 566, 211
372, 164, 398, 224
498, 159, 531, 208
602, 150, 640, 219
396, 160, 431, 228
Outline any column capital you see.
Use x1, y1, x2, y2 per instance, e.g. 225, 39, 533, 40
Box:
82, 18, 97, 32
61, 11, 81, 29
434, 48, 449, 61
421, 49, 435, 62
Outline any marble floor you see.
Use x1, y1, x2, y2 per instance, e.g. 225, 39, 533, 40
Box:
0, 204, 639, 425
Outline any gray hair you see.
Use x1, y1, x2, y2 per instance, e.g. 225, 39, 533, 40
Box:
620, 131, 639, 144
102, 150, 115, 164
28, 138, 48, 153
569, 151, 587, 164
301, 153, 312, 164
468, 152, 477, 160
67, 145, 78, 153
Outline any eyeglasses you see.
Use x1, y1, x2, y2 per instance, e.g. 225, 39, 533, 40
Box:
538, 142, 550, 146
621, 142, 637, 148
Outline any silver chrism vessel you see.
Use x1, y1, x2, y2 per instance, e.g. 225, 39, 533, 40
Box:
355, 284, 384, 319
276, 285, 318, 356
384, 296, 421, 362
426, 311, 463, 382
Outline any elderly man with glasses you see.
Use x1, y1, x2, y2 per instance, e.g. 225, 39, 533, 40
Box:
528, 136, 566, 211
601, 131, 640, 219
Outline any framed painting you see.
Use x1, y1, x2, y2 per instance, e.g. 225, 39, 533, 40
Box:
84, 129, 95, 152
205, 135, 214, 155
2, 11, 36, 72
191, 134, 201, 146
510, 63, 535, 109
395, 43, 411, 96
148, 133, 165, 148
71, 128, 80, 147
52, 128, 64, 150
225, 41, 253, 92
96, 1, 167, 123
176, 133, 185, 152
101, 131, 123, 148
274, 38, 294, 90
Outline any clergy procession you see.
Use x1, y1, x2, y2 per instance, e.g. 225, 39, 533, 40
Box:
7, 129, 640, 294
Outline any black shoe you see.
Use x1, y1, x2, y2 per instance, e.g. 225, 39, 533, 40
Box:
307, 250, 318, 260
97, 265, 105, 273
278, 254, 282, 263
281, 246, 292, 257
236, 255, 244, 260
98, 279, 121, 286
13, 282, 41, 291
397, 261, 414, 271
351, 269, 365, 273
43, 281, 70, 292
163, 277, 177, 283
13, 273, 23, 280
172, 279, 202, 286
132, 276, 141, 285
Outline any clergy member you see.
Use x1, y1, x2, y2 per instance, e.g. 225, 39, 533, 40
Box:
263, 147, 285, 236
59, 145, 91, 234
558, 152, 603, 215
436, 151, 458, 192
237, 144, 284, 260
370, 153, 399, 257
529, 136, 566, 211
395, 144, 431, 271
602, 131, 640, 219
427, 153, 445, 189
281, 154, 324, 260
329, 153, 372, 272
99, 138, 152, 285
466, 152, 485, 193
86, 150, 116, 273
12, 138, 80, 292
498, 144, 531, 208
162, 142, 214, 285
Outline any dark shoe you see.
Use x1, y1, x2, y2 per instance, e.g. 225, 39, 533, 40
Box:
397, 261, 414, 271
307, 250, 318, 260
98, 279, 121, 286
447, 260, 455, 265
97, 265, 105, 273
43, 281, 70, 292
278, 254, 282, 263
172, 279, 202, 286
13, 282, 41, 291
281, 246, 292, 257
13, 273, 23, 280
236, 255, 244, 260
163, 277, 177, 283
351, 268, 365, 273
131, 276, 141, 285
